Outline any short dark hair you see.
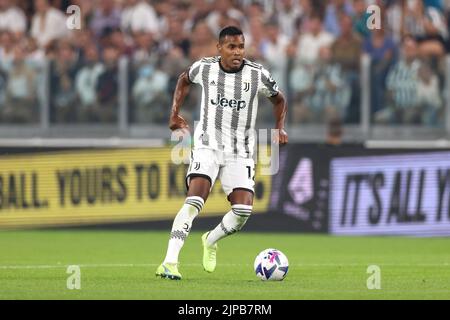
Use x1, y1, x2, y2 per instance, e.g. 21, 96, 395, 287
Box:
219, 26, 243, 42
327, 117, 343, 137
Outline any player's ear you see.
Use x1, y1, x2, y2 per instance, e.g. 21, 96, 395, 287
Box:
216, 42, 221, 53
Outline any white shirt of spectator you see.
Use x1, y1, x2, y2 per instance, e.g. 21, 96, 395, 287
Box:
296, 31, 335, 65
132, 68, 169, 106
404, 6, 448, 39
76, 64, 105, 107
0, 48, 14, 71
121, 1, 159, 35
425, 7, 449, 39
417, 73, 442, 109
386, 2, 403, 43
0, 6, 27, 33
274, 1, 304, 40
31, 7, 70, 48
260, 34, 290, 94
386, 59, 421, 109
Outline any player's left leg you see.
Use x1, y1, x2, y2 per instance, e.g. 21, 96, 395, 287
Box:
205, 190, 253, 243
202, 190, 253, 273
201, 156, 255, 273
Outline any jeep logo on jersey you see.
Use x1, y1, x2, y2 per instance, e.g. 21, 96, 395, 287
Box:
211, 94, 246, 111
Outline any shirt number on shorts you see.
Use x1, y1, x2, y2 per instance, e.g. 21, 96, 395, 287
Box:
246, 166, 255, 181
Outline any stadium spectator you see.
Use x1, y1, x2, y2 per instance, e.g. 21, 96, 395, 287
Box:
176, 1, 195, 33
289, 59, 314, 123
89, 0, 122, 38
2, 45, 38, 123
0, 31, 15, 70
378, 36, 421, 124
50, 40, 79, 123
363, 28, 398, 115
75, 44, 104, 121
95, 45, 120, 123
206, 0, 245, 35
245, 16, 265, 61
30, 0, 69, 49
0, 0, 27, 36
331, 14, 362, 123
151, 0, 173, 37
131, 31, 156, 64
296, 0, 315, 34
189, 21, 217, 61
325, 116, 343, 146
416, 62, 443, 126
43, 38, 59, 60
121, 0, 159, 35
108, 28, 134, 57
290, 46, 350, 123
386, 0, 403, 43
331, 15, 361, 73
260, 21, 289, 92
352, 0, 371, 39
71, 29, 95, 62
273, 0, 304, 40
324, 0, 354, 37
23, 37, 46, 66
185, 0, 213, 32
159, 46, 193, 121
159, 13, 191, 57
403, 0, 448, 59
292, 13, 335, 66
131, 63, 169, 123
242, 1, 266, 26
236, 0, 273, 16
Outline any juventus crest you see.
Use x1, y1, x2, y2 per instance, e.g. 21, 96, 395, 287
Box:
243, 81, 250, 92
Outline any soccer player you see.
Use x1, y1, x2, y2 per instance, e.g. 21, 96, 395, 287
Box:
156, 26, 288, 280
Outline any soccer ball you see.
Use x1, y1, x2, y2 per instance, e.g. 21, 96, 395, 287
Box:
254, 248, 289, 281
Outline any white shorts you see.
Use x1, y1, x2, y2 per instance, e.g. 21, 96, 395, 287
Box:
186, 148, 255, 197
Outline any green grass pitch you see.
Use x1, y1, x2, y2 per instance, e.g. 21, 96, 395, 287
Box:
0, 230, 449, 299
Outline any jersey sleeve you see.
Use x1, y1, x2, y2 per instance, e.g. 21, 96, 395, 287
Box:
187, 60, 202, 84
259, 67, 280, 97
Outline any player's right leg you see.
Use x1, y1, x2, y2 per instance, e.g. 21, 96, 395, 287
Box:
156, 149, 218, 280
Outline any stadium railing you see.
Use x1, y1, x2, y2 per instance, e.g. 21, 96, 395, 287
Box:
0, 55, 449, 145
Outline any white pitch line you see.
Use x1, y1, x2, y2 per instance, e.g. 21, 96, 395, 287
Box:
0, 264, 155, 269
0, 263, 449, 269
0, 263, 246, 269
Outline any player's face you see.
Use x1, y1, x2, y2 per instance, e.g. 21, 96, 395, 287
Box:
218, 35, 245, 71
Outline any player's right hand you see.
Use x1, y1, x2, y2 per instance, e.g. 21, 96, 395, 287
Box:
273, 128, 288, 145
169, 113, 189, 131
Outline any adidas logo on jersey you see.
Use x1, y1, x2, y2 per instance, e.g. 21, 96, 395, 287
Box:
210, 80, 216, 86
211, 93, 246, 111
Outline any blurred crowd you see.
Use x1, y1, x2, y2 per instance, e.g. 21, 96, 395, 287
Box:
0, 0, 449, 126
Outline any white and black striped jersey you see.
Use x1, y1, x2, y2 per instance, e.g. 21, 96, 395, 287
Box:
187, 56, 279, 158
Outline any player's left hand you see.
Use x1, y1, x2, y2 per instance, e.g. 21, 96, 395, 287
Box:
273, 128, 288, 145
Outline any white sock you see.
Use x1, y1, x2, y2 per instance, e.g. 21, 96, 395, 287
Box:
206, 204, 252, 246
163, 196, 204, 264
